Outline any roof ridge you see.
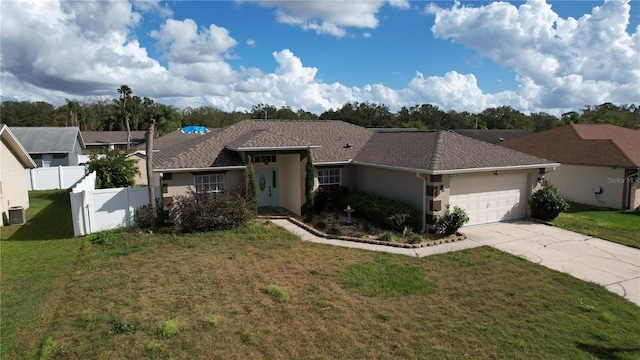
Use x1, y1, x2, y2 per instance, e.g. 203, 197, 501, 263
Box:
430, 130, 445, 170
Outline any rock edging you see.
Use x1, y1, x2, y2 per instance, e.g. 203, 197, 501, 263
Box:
284, 216, 466, 248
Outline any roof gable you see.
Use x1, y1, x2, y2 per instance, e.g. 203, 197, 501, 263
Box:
1, 124, 37, 168
10, 127, 85, 154
500, 124, 640, 167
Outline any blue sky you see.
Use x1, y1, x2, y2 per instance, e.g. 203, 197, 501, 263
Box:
1, 0, 638, 116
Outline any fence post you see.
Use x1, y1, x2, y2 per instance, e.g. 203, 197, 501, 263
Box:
30, 168, 37, 190
125, 186, 132, 227
58, 165, 64, 189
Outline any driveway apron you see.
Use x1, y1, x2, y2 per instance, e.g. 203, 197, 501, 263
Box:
462, 221, 640, 307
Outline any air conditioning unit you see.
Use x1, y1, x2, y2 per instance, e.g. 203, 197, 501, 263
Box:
8, 206, 26, 225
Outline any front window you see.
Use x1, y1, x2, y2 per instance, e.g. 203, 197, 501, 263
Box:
194, 174, 225, 193
317, 168, 341, 191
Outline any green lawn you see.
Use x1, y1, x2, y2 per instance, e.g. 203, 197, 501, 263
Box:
1, 190, 83, 358
2, 192, 640, 359
553, 202, 640, 248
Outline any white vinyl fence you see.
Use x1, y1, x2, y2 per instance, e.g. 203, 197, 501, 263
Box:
70, 172, 156, 237
27, 165, 86, 190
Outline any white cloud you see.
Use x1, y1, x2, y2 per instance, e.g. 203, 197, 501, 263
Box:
426, 0, 639, 112
244, 0, 409, 37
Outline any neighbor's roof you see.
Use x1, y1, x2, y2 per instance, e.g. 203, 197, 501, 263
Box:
82, 131, 146, 146
10, 126, 85, 154
452, 129, 531, 144
354, 130, 557, 173
0, 124, 37, 168
500, 124, 640, 168
137, 128, 220, 152
154, 120, 374, 170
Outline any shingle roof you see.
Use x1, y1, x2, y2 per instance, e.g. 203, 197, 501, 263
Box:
10, 127, 84, 154
136, 128, 219, 151
82, 131, 146, 146
500, 124, 640, 168
453, 129, 531, 144
154, 120, 373, 170
354, 130, 556, 172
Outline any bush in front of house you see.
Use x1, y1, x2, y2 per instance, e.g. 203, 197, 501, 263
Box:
436, 205, 469, 236
336, 192, 420, 231
529, 185, 569, 221
133, 203, 167, 229
170, 189, 254, 233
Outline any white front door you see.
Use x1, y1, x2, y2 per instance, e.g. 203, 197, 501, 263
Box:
449, 173, 527, 226
256, 168, 279, 207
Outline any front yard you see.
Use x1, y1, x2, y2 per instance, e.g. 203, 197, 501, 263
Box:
1, 191, 639, 359
553, 202, 640, 249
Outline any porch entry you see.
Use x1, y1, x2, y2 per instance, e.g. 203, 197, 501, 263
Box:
255, 168, 279, 207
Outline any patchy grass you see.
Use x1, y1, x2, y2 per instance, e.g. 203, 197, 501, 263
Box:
3, 193, 640, 359
553, 202, 640, 248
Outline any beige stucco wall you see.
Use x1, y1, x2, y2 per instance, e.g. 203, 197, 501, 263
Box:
546, 165, 626, 209
162, 169, 245, 201
130, 154, 161, 186
354, 165, 424, 212
1, 139, 31, 226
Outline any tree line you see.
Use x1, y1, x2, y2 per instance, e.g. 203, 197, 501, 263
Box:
1, 91, 638, 133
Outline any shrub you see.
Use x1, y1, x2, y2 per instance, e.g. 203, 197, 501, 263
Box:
336, 192, 420, 231
327, 226, 341, 235
157, 320, 178, 338
437, 205, 469, 236
170, 189, 254, 233
377, 232, 394, 242
530, 185, 569, 221
133, 203, 167, 229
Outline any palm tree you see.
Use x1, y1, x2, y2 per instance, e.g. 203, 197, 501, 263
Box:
117, 85, 133, 150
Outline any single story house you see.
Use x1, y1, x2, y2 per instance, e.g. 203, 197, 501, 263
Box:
154, 120, 558, 232
1, 124, 37, 226
500, 124, 640, 210
11, 127, 85, 167
452, 129, 531, 144
82, 131, 147, 154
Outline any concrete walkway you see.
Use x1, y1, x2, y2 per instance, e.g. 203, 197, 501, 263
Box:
270, 218, 640, 306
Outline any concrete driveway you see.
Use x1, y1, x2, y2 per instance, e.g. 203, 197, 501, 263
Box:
462, 221, 640, 307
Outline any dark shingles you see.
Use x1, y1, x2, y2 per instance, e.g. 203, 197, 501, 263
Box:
11, 127, 83, 153
453, 129, 531, 144
354, 130, 555, 171
82, 131, 146, 145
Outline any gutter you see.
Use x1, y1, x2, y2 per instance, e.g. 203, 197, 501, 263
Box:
153, 166, 246, 173
353, 160, 560, 175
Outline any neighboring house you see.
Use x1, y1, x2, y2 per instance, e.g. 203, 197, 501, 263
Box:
1, 124, 37, 226
132, 128, 214, 186
155, 120, 557, 232
500, 124, 640, 210
452, 129, 531, 144
82, 131, 146, 154
11, 127, 85, 167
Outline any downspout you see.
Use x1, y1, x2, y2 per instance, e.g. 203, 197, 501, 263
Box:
416, 172, 427, 233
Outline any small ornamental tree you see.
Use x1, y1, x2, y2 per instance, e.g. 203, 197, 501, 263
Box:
530, 185, 569, 221
86, 149, 139, 189
246, 156, 258, 214
303, 147, 315, 214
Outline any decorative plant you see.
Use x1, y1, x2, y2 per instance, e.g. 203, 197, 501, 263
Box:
303, 147, 315, 214
529, 185, 569, 221
436, 205, 469, 236
246, 156, 258, 214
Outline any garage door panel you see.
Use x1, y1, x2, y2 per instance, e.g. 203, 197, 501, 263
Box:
449, 174, 527, 226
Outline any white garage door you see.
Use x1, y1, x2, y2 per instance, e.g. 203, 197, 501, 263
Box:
449, 173, 527, 226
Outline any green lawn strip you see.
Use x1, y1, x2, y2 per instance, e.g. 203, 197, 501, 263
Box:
1, 190, 83, 359
553, 202, 640, 248
37, 223, 640, 359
